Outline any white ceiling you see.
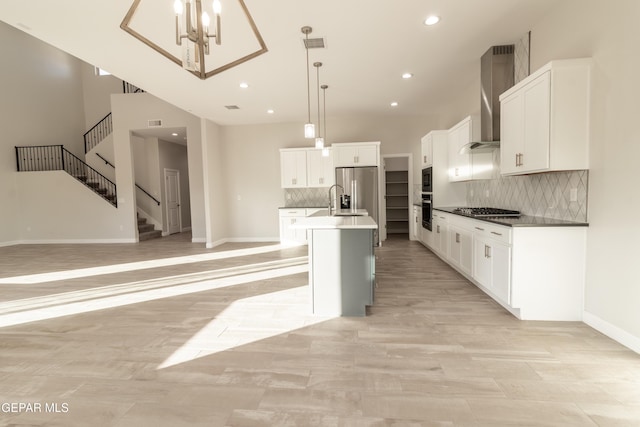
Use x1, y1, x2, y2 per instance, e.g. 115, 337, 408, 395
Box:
0, 0, 557, 127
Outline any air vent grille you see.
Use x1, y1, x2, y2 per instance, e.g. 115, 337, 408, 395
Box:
225, 105, 240, 110
493, 45, 515, 55
148, 119, 162, 127
304, 38, 325, 49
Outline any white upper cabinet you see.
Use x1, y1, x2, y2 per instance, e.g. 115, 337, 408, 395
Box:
333, 142, 380, 167
499, 58, 592, 175
280, 149, 307, 188
447, 116, 493, 182
307, 148, 334, 187
420, 133, 433, 168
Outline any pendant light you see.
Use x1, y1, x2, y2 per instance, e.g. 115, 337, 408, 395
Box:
314, 62, 324, 149
321, 84, 330, 157
301, 26, 315, 139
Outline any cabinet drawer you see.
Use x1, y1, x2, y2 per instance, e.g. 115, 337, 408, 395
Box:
472, 222, 512, 245
279, 208, 307, 217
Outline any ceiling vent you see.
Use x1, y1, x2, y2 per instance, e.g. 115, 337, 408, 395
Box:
148, 119, 162, 127
304, 38, 325, 49
225, 105, 240, 110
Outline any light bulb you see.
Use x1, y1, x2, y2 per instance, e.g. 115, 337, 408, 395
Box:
213, 0, 221, 15
202, 12, 210, 28
174, 0, 184, 14
315, 137, 324, 149
322, 147, 330, 157
304, 123, 315, 139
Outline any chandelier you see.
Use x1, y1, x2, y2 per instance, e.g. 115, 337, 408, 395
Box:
121, 0, 268, 80
173, 0, 221, 71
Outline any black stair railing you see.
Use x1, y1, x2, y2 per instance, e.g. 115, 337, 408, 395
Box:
95, 152, 160, 206
84, 112, 112, 154
16, 145, 117, 207
123, 81, 145, 94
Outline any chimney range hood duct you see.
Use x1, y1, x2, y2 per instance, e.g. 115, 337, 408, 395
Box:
461, 44, 515, 153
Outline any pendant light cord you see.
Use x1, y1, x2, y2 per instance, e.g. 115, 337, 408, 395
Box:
305, 34, 311, 123
316, 64, 321, 138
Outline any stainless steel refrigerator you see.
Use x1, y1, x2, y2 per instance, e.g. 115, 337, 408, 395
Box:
335, 166, 379, 246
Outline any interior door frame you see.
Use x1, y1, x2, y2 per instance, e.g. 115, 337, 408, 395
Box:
164, 168, 182, 235
381, 153, 414, 241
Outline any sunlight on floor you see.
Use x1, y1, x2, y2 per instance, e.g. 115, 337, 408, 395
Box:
0, 258, 308, 328
0, 243, 290, 284
158, 286, 331, 369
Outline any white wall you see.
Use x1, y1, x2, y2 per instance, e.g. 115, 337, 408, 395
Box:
0, 22, 86, 245
80, 63, 122, 130
16, 171, 128, 243
526, 0, 640, 350
202, 119, 229, 247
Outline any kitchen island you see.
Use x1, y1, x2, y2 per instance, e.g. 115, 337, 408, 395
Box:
291, 213, 377, 317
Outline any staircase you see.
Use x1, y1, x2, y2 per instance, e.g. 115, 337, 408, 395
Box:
15, 145, 117, 207
137, 214, 162, 241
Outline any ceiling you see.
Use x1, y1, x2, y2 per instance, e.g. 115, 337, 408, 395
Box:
0, 1, 557, 127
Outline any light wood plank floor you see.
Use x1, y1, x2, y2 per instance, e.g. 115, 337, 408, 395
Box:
0, 234, 639, 426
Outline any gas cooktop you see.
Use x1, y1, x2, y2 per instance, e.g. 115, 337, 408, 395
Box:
452, 207, 521, 217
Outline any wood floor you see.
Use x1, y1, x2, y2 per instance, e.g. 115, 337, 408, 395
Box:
0, 234, 639, 426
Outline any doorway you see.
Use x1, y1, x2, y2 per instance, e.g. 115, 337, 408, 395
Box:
382, 154, 413, 239
164, 168, 182, 235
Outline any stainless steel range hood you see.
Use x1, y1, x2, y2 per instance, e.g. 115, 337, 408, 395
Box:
461, 45, 515, 153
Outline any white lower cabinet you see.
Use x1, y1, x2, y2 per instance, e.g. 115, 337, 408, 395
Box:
473, 223, 512, 306
427, 210, 586, 321
447, 221, 473, 276
431, 213, 448, 257
411, 205, 421, 241
279, 208, 309, 244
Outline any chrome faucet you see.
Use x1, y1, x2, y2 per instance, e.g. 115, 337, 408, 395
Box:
328, 184, 344, 215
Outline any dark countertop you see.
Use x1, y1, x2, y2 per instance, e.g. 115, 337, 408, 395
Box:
279, 206, 327, 209
434, 207, 589, 227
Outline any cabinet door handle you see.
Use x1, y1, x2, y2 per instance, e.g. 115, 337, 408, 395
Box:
486, 244, 491, 259
423, 155, 426, 163
455, 232, 460, 243
491, 231, 503, 236
436, 225, 440, 233
475, 227, 485, 231
292, 178, 297, 185
515, 153, 519, 167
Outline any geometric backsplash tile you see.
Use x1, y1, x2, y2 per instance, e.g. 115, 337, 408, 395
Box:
466, 170, 589, 222
514, 31, 531, 84
288, 170, 589, 222
283, 188, 328, 207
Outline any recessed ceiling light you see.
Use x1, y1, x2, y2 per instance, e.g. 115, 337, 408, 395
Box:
239, 82, 249, 89
424, 15, 440, 26
267, 109, 274, 114
402, 73, 413, 79
171, 132, 178, 136
390, 102, 399, 107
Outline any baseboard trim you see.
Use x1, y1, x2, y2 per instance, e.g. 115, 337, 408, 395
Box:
225, 237, 280, 243
583, 311, 640, 354
0, 240, 21, 247
13, 238, 137, 244
204, 237, 280, 249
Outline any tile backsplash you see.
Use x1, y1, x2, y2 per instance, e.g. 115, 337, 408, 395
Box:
287, 170, 589, 222
283, 188, 328, 207
466, 170, 589, 222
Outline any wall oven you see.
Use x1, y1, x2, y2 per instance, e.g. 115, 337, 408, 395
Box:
422, 193, 432, 231
422, 167, 433, 193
